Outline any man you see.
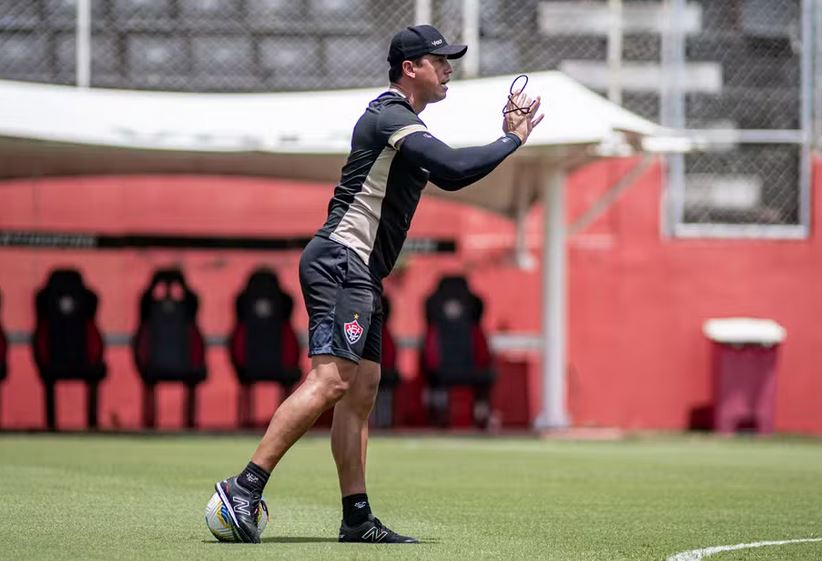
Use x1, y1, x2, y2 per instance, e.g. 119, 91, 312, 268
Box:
214, 24, 542, 544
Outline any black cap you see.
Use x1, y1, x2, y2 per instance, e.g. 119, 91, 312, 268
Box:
387, 25, 468, 67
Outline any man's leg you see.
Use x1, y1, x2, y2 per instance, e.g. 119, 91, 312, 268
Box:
215, 355, 356, 543
331, 358, 380, 497
333, 359, 419, 543
251, 355, 358, 471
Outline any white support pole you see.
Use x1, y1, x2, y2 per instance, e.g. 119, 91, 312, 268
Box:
415, 0, 431, 25
660, 0, 686, 235
799, 0, 813, 232
462, 0, 480, 78
607, 0, 623, 105
535, 168, 569, 430
76, 0, 91, 88
513, 180, 536, 270
815, 0, 822, 149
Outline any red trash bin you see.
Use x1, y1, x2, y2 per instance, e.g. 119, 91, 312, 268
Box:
491, 358, 533, 428
703, 318, 786, 434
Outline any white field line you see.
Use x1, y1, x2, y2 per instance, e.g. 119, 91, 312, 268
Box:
667, 538, 822, 561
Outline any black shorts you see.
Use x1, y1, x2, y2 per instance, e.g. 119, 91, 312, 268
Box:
299, 236, 383, 363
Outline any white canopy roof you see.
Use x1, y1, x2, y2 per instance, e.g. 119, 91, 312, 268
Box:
0, 73, 672, 431
0, 72, 664, 215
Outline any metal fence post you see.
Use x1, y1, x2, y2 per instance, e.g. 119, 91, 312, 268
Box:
76, 0, 91, 88
462, 0, 480, 78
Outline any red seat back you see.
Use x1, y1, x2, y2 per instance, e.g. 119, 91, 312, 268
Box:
33, 269, 106, 381
420, 276, 493, 386
133, 268, 206, 384
229, 267, 300, 385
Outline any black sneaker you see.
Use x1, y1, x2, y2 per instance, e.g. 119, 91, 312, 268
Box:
339, 515, 419, 544
214, 475, 261, 544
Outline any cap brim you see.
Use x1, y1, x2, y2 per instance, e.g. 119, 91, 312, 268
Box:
431, 44, 468, 59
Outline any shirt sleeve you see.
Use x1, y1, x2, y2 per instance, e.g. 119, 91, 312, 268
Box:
398, 131, 521, 191
376, 102, 429, 150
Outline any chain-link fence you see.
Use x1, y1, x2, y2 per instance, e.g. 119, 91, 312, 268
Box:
0, 0, 817, 235
665, 0, 810, 235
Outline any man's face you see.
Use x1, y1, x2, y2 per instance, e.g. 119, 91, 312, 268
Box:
412, 54, 453, 103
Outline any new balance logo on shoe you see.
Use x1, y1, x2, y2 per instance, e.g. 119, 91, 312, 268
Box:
339, 516, 418, 543
214, 476, 262, 544
233, 496, 252, 516
362, 527, 389, 542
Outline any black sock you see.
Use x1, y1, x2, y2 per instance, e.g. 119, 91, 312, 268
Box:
342, 493, 372, 526
239, 461, 270, 494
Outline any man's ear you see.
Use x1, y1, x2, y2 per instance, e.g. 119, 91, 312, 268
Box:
402, 59, 416, 79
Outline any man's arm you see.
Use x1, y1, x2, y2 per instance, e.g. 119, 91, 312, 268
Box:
396, 87, 543, 191
398, 131, 521, 191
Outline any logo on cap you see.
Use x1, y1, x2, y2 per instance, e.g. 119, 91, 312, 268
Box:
388, 24, 467, 66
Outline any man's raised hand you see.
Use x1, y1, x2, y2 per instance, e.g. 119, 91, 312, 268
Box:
502, 90, 544, 145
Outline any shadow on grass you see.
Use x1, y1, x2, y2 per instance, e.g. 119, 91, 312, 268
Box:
263, 537, 339, 543
204, 537, 441, 544
264, 537, 442, 544
201, 538, 336, 544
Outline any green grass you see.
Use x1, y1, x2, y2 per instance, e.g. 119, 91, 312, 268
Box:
1, 433, 821, 561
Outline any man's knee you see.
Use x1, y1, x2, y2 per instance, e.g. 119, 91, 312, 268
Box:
310, 357, 357, 405
321, 376, 351, 404
347, 360, 381, 413
358, 373, 380, 398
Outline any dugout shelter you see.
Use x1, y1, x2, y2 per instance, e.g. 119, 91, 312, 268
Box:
0, 71, 674, 429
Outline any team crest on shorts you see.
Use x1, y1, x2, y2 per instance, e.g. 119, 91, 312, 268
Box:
344, 313, 364, 344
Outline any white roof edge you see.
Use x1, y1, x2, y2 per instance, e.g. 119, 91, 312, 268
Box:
0, 71, 665, 156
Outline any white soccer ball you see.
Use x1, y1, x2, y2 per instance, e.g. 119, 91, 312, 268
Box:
204, 491, 269, 542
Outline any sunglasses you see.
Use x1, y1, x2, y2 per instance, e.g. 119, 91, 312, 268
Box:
502, 74, 537, 116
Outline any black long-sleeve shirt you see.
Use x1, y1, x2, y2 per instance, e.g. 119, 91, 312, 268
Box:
317, 89, 520, 280
399, 129, 520, 190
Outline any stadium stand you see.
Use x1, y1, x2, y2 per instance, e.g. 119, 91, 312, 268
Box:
308, 0, 372, 33
43, 0, 106, 27
229, 268, 301, 430
0, 0, 800, 169
325, 36, 386, 88
32, 269, 107, 431
0, 0, 40, 29
0, 32, 52, 82
54, 31, 121, 86
0, 0, 800, 125
259, 36, 324, 89
478, 39, 521, 77
421, 276, 495, 429
133, 268, 206, 429
125, 33, 190, 89
246, 0, 304, 32
111, 0, 175, 31
190, 34, 259, 90
178, 0, 245, 31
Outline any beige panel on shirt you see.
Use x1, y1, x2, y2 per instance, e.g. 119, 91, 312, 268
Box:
388, 124, 428, 150
329, 146, 396, 265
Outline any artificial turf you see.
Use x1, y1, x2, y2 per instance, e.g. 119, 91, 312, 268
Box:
1, 433, 820, 561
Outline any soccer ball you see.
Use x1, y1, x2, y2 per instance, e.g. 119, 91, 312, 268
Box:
204, 491, 269, 542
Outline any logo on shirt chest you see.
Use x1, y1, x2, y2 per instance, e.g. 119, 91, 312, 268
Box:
344, 313, 364, 344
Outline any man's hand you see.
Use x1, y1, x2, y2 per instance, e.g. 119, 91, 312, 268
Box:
502, 91, 544, 144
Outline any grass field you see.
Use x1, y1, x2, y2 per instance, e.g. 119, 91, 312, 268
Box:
1, 433, 820, 561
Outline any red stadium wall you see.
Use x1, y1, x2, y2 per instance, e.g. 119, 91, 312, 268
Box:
0, 157, 820, 433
